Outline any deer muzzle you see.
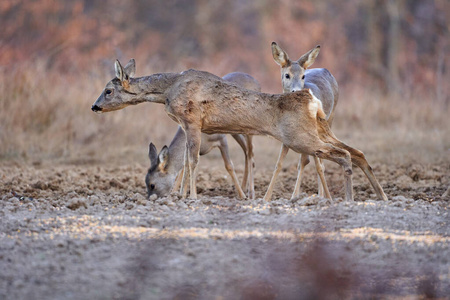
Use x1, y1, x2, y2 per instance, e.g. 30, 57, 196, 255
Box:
91, 105, 103, 112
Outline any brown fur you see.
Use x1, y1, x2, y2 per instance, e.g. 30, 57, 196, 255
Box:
92, 60, 387, 201
265, 42, 340, 201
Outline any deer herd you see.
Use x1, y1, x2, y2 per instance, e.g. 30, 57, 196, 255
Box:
91, 42, 388, 202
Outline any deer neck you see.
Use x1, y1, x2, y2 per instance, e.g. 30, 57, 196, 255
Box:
129, 72, 182, 104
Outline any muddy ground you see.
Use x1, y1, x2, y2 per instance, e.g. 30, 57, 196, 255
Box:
0, 158, 449, 299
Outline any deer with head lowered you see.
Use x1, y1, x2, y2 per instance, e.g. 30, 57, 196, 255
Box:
92, 59, 388, 202
146, 72, 260, 199
263, 42, 339, 201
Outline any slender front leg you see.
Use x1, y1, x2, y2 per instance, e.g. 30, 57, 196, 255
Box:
230, 134, 249, 190
180, 145, 189, 198
246, 135, 255, 199
218, 138, 246, 199
291, 154, 310, 199
263, 144, 289, 201
186, 128, 202, 199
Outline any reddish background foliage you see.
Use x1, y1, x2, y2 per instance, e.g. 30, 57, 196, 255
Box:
1, 0, 448, 96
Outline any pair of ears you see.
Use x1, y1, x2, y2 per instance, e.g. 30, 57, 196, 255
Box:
116, 43, 318, 81
149, 143, 169, 171
271, 42, 320, 69
115, 59, 136, 86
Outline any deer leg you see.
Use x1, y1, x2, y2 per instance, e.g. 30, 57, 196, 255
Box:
340, 145, 387, 201
246, 135, 255, 199
180, 145, 190, 198
171, 169, 183, 194
317, 117, 387, 200
291, 154, 310, 200
231, 134, 249, 190
316, 158, 326, 197
263, 144, 289, 201
185, 128, 202, 199
219, 137, 246, 199
314, 156, 332, 200
314, 143, 353, 201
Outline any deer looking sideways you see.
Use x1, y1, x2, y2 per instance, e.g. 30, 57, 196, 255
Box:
264, 42, 339, 201
91, 58, 388, 202
146, 72, 260, 200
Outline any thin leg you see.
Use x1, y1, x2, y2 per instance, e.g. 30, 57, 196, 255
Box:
291, 154, 310, 200
314, 156, 332, 200
349, 151, 387, 200
246, 135, 255, 199
263, 144, 289, 201
314, 143, 353, 201
171, 169, 183, 194
317, 117, 387, 201
317, 159, 324, 197
231, 134, 249, 190
180, 145, 189, 198
186, 128, 202, 199
218, 137, 246, 199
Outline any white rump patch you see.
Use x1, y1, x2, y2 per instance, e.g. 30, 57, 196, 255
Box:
307, 89, 326, 119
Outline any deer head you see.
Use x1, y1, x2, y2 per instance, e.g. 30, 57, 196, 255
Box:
145, 142, 176, 198
91, 59, 136, 113
271, 42, 320, 93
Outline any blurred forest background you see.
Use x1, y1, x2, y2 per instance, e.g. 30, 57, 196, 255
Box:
0, 0, 448, 166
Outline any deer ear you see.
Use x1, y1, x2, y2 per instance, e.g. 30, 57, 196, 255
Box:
148, 143, 158, 168
158, 146, 170, 171
158, 146, 169, 171
298, 45, 320, 69
271, 42, 290, 68
115, 60, 125, 81
124, 59, 136, 78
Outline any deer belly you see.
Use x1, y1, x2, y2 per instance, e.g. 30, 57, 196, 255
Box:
201, 114, 264, 135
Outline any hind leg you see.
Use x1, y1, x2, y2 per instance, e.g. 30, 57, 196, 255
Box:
312, 143, 353, 201
341, 145, 387, 200
317, 117, 387, 201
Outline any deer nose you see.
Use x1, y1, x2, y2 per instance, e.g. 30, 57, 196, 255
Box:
91, 105, 102, 112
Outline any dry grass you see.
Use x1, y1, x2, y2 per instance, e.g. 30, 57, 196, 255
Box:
1, 59, 448, 168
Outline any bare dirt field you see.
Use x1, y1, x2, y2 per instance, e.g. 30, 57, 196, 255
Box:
1, 2, 449, 298
1, 146, 449, 299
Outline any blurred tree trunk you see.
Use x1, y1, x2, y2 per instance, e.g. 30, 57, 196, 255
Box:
367, 0, 384, 89
386, 0, 403, 94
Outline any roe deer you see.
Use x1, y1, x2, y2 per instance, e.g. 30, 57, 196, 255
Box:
146, 72, 261, 199
91, 59, 388, 202
264, 42, 339, 201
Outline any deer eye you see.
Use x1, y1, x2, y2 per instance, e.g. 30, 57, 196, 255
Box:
150, 184, 155, 190
105, 89, 112, 95
285, 74, 290, 79
302, 75, 305, 80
